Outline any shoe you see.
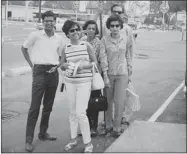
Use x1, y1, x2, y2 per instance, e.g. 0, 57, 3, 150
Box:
99, 121, 105, 127
111, 130, 122, 138
64, 139, 78, 151
121, 117, 130, 125
84, 143, 93, 153
78, 132, 82, 136
90, 128, 97, 137
38, 132, 57, 141
25, 142, 33, 152
104, 128, 113, 136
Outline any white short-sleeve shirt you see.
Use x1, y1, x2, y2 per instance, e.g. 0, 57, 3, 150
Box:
23, 30, 64, 65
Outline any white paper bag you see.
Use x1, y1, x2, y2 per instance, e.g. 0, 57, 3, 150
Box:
125, 82, 141, 111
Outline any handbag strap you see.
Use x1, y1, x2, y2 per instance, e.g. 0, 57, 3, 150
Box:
92, 63, 99, 74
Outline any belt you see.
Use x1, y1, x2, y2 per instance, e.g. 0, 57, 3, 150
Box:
34, 64, 57, 67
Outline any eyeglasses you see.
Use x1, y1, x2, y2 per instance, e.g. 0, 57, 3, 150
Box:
44, 20, 54, 23
69, 28, 80, 33
88, 28, 96, 31
113, 11, 123, 15
110, 24, 120, 28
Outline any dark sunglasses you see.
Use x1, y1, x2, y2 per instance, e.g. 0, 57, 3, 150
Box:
113, 11, 123, 15
69, 28, 80, 33
44, 20, 54, 23
88, 27, 96, 31
110, 24, 120, 28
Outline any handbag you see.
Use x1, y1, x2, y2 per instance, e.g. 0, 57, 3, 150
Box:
88, 90, 108, 112
125, 81, 141, 111
91, 63, 105, 90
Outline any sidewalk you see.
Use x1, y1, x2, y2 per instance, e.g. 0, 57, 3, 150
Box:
104, 120, 186, 152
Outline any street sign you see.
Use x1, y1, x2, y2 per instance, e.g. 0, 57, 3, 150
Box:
160, 1, 169, 14
73, 1, 79, 9
177, 11, 186, 22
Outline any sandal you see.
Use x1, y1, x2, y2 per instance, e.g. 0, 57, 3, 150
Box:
84, 143, 93, 153
64, 139, 78, 151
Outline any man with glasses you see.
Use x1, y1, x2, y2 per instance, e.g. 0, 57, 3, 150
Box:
21, 10, 63, 152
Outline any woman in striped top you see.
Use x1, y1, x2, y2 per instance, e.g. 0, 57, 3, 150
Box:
60, 20, 97, 153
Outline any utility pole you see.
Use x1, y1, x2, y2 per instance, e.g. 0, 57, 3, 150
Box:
38, 0, 42, 23
5, 0, 8, 27
25, 1, 29, 23
98, 1, 104, 39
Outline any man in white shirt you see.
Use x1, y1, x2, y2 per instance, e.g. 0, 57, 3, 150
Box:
21, 11, 63, 152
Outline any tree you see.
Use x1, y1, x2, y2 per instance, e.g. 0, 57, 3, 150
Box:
126, 1, 150, 17
8, 1, 25, 6
144, 15, 154, 25
168, 1, 186, 13
2, 1, 6, 5
42, 1, 55, 9
29, 1, 40, 7
149, 1, 162, 16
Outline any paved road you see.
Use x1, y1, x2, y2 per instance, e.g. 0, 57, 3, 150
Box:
1, 27, 186, 152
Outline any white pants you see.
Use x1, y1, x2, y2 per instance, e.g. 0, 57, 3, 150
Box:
66, 81, 91, 144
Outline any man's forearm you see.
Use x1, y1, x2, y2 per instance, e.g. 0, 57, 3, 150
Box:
21, 46, 33, 68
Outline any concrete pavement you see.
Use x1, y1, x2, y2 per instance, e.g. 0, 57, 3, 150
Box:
104, 120, 186, 152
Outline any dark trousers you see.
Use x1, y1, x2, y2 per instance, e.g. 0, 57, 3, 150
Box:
26, 65, 59, 143
87, 90, 101, 129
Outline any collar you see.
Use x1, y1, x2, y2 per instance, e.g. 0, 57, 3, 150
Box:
41, 30, 57, 38
107, 33, 124, 44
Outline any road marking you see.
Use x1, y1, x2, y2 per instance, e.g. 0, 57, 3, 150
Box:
4, 38, 26, 42
23, 27, 35, 30
4, 41, 24, 44
148, 80, 185, 122
3, 34, 28, 38
14, 43, 23, 46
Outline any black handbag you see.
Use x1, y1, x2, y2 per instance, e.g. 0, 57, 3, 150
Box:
88, 90, 108, 112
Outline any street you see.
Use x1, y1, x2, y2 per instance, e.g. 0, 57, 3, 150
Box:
1, 24, 186, 152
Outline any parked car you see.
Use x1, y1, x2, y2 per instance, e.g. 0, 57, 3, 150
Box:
148, 25, 156, 30
54, 22, 64, 32
128, 22, 137, 30
54, 18, 66, 32
18, 17, 25, 22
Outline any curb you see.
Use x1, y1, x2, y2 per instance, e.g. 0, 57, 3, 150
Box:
2, 72, 6, 78
5, 66, 31, 77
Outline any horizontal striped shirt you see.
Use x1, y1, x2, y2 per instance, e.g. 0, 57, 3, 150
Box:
64, 41, 92, 83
